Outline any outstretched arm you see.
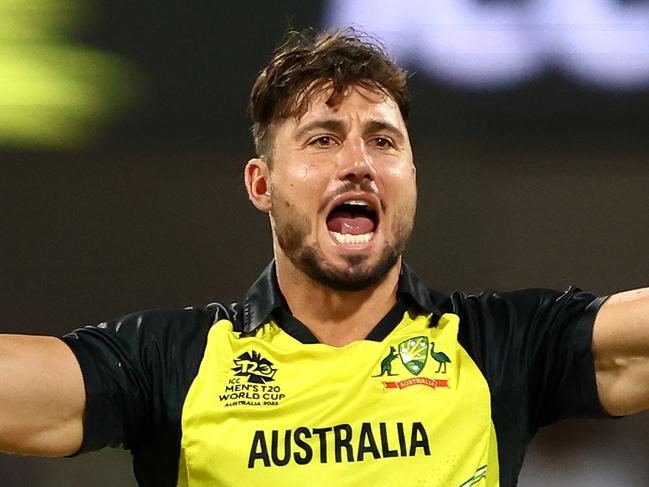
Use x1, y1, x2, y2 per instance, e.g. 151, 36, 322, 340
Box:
593, 288, 649, 416
0, 335, 85, 456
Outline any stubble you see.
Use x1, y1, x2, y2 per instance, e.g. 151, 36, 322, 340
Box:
272, 190, 414, 292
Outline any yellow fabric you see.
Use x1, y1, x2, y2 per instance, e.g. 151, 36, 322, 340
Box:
178, 311, 499, 486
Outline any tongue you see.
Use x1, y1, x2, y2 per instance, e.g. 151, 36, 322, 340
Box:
327, 210, 375, 235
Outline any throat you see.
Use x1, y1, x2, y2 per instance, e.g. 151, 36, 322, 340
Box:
293, 312, 382, 347
279, 281, 399, 347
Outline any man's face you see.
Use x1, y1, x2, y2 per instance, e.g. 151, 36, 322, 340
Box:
267, 84, 416, 291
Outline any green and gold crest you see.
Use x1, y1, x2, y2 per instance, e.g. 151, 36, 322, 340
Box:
398, 336, 429, 375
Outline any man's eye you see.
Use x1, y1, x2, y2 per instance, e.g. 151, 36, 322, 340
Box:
373, 137, 394, 149
309, 136, 334, 147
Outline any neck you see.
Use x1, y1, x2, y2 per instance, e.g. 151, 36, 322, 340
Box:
275, 252, 401, 347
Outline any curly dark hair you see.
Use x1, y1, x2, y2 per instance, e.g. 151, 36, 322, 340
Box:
248, 28, 410, 162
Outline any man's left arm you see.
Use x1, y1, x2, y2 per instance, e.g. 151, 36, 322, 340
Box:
593, 288, 649, 416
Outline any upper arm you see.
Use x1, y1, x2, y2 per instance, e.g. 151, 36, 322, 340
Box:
593, 288, 649, 416
58, 307, 218, 456
0, 335, 85, 456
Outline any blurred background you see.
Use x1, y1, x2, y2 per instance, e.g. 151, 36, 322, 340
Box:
2, 0, 649, 485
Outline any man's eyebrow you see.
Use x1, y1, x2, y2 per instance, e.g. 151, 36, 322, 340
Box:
293, 118, 406, 142
365, 120, 405, 142
294, 119, 346, 140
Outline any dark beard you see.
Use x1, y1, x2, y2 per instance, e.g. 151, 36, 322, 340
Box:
275, 212, 409, 292
297, 244, 401, 291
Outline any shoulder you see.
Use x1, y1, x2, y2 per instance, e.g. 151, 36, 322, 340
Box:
399, 263, 597, 323
442, 286, 598, 320
430, 287, 602, 361
62, 301, 243, 362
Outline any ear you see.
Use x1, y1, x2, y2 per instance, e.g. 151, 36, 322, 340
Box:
245, 158, 272, 212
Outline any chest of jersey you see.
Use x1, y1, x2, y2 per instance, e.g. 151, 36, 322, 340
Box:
178, 311, 499, 486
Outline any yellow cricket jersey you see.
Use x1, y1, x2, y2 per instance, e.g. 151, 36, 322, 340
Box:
178, 310, 497, 486
62, 261, 608, 487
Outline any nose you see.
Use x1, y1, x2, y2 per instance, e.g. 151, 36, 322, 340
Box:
336, 137, 376, 184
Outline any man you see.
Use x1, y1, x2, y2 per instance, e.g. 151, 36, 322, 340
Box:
1, 28, 648, 487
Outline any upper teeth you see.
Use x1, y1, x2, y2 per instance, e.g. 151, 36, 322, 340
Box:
345, 200, 368, 206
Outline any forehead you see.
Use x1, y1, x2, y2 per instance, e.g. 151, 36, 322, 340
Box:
285, 84, 407, 133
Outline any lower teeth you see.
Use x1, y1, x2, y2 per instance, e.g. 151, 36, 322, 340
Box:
331, 231, 374, 244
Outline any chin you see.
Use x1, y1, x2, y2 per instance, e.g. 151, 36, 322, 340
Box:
297, 244, 400, 292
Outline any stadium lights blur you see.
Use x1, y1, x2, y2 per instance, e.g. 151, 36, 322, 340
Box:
326, 0, 649, 90
0, 0, 141, 150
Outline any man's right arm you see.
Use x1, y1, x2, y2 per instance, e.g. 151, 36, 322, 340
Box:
0, 335, 85, 457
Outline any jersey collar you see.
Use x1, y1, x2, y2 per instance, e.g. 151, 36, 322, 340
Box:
240, 260, 445, 335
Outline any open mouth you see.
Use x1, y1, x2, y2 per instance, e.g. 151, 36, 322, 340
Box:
326, 198, 379, 245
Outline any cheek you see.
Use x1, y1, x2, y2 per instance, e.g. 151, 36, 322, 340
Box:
385, 164, 416, 195
280, 160, 329, 191
381, 166, 417, 223
272, 189, 300, 215
380, 155, 414, 178
270, 184, 321, 236
295, 167, 332, 208
297, 162, 316, 182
